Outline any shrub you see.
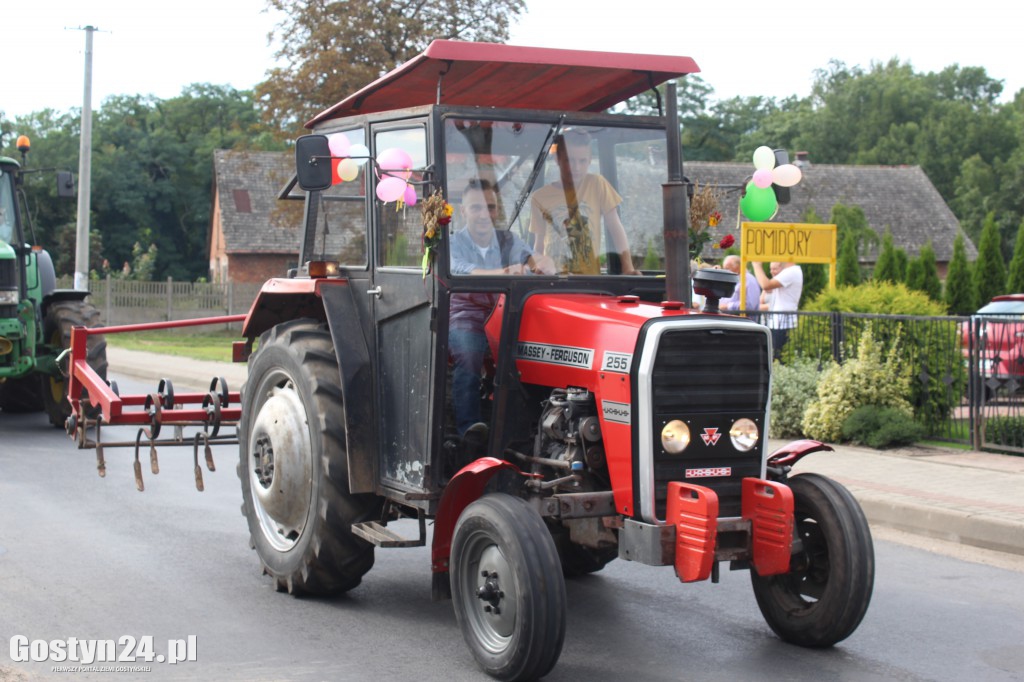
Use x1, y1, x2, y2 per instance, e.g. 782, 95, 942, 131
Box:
803, 327, 914, 442
769, 358, 829, 439
784, 281, 964, 432
981, 416, 1024, 450
841, 405, 926, 449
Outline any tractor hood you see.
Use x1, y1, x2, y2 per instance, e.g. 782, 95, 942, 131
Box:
0, 240, 14, 259
486, 293, 706, 390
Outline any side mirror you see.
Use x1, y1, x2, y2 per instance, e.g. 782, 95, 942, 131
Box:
294, 135, 333, 192
56, 171, 76, 198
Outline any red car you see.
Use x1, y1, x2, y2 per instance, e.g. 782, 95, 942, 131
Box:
970, 294, 1024, 381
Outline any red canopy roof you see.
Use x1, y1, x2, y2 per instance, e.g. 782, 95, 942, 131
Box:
306, 40, 700, 128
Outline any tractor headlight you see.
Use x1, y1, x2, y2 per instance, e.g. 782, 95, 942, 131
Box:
661, 419, 690, 454
730, 418, 759, 452
0, 289, 18, 305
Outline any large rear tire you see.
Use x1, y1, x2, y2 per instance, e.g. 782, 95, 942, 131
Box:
451, 494, 566, 681
238, 319, 380, 596
750, 473, 874, 647
41, 300, 107, 427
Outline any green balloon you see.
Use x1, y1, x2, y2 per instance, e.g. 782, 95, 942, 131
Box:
739, 181, 778, 221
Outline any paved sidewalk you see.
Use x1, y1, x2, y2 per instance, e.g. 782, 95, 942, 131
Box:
107, 347, 1024, 557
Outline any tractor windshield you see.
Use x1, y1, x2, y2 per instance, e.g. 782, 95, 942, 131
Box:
444, 119, 667, 276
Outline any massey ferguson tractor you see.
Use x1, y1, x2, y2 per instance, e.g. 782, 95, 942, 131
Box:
65, 41, 874, 681
0, 135, 107, 425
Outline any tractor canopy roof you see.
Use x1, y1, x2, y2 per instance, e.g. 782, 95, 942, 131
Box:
306, 40, 700, 128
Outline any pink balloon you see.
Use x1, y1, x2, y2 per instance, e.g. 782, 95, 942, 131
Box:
753, 168, 773, 189
376, 177, 407, 203
328, 134, 351, 157
376, 147, 413, 181
403, 184, 418, 206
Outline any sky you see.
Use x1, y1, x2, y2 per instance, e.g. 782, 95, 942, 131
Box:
4, 0, 1021, 120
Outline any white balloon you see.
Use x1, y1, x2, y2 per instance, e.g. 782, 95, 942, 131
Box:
752, 146, 775, 171
349, 143, 371, 165
772, 164, 803, 187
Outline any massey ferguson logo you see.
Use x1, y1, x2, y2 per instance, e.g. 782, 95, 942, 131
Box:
700, 427, 722, 446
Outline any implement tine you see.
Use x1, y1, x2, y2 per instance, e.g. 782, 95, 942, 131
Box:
192, 434, 205, 492
133, 429, 147, 492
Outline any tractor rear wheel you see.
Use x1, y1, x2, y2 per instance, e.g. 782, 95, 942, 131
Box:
451, 494, 566, 681
41, 300, 107, 428
238, 319, 380, 596
750, 473, 874, 647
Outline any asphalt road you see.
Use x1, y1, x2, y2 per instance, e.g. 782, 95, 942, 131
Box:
2, 376, 1024, 681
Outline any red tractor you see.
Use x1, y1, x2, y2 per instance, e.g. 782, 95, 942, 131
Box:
68, 41, 873, 681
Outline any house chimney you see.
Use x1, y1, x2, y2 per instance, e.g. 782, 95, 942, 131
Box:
794, 151, 811, 169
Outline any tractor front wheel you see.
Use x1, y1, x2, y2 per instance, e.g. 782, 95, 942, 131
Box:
238, 319, 380, 596
451, 494, 566, 681
750, 473, 874, 647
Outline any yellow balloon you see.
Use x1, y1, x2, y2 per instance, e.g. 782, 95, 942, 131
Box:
338, 158, 359, 182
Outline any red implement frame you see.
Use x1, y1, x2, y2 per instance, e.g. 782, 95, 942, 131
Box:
67, 315, 247, 492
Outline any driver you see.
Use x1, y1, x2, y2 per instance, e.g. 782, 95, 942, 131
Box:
448, 178, 554, 439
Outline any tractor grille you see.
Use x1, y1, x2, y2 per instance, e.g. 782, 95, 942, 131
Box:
0, 259, 14, 288
647, 325, 770, 518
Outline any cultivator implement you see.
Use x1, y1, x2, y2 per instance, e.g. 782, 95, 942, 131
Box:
64, 315, 248, 492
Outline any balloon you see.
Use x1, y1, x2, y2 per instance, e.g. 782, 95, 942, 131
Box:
752, 145, 775, 171
739, 182, 778, 221
349, 143, 371, 165
376, 147, 413, 180
376, 176, 407, 202
772, 163, 802, 187
752, 168, 773, 189
328, 134, 351, 157
338, 158, 359, 182
403, 184, 418, 206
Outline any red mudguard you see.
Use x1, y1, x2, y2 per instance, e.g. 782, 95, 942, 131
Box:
742, 478, 795, 576
666, 482, 719, 582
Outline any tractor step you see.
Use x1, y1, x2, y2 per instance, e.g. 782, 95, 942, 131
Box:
352, 520, 425, 548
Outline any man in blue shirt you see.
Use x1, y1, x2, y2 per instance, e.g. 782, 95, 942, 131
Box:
721, 255, 761, 314
449, 179, 553, 438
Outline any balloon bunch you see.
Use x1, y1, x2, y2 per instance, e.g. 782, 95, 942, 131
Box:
327, 133, 371, 185
738, 146, 803, 222
374, 147, 418, 206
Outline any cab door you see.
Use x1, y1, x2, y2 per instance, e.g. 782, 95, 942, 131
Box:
368, 122, 437, 494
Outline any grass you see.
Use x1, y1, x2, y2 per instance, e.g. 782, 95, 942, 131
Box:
105, 329, 241, 363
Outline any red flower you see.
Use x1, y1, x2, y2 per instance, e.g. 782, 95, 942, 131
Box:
717, 234, 735, 249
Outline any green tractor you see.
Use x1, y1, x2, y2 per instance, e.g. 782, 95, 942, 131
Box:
0, 135, 106, 425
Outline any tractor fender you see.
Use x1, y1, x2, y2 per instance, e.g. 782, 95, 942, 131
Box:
35, 249, 57, 298
240, 277, 337, 339
431, 457, 531, 574
767, 439, 834, 469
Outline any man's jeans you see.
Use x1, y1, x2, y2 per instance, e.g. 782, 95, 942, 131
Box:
449, 327, 488, 435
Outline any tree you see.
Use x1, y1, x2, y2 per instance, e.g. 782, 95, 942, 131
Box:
918, 242, 943, 301
973, 211, 1007, 303
905, 257, 925, 294
1007, 219, 1024, 293
872, 230, 900, 283
258, 0, 526, 132
830, 203, 877, 256
945, 233, 977, 314
837, 232, 861, 287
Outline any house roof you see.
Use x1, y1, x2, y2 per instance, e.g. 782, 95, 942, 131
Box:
306, 40, 700, 126
685, 161, 977, 263
212, 150, 303, 254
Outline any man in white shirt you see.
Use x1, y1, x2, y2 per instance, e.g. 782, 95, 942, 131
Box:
752, 261, 803, 360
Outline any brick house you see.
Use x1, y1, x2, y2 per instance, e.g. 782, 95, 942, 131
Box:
208, 150, 304, 283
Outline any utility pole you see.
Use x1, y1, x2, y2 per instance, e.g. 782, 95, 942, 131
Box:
74, 25, 96, 292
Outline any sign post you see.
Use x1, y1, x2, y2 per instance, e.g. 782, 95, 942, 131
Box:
739, 222, 837, 310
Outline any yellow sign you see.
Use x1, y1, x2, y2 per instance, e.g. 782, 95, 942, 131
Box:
737, 223, 837, 312
741, 222, 837, 262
